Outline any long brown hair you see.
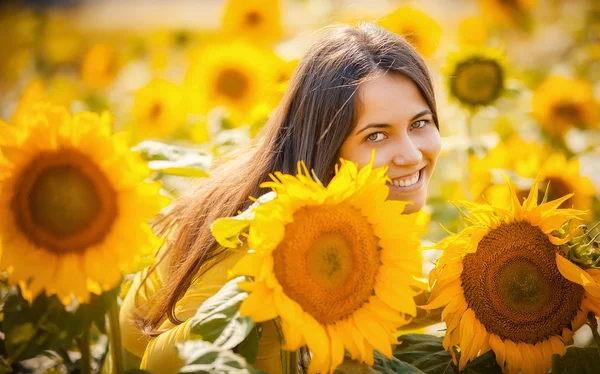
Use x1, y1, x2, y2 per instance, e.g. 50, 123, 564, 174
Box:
139, 22, 439, 332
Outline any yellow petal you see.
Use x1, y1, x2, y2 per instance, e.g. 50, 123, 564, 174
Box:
239, 282, 278, 322
353, 308, 392, 358
489, 334, 506, 368
328, 325, 345, 373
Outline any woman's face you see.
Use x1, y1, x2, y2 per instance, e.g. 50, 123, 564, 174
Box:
339, 72, 441, 214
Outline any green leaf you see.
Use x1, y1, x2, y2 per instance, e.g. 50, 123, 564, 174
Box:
177, 340, 265, 374
211, 192, 276, 248
552, 347, 600, 374
147, 159, 210, 177
461, 351, 502, 374
189, 277, 254, 350
334, 350, 425, 373
394, 334, 501, 374
235, 325, 260, 364
1, 286, 118, 363
132, 141, 211, 177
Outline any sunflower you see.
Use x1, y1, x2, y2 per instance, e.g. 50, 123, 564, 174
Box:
11, 79, 46, 127
532, 75, 598, 137
221, 0, 283, 46
11, 78, 81, 127
424, 174, 600, 374
212, 158, 425, 373
469, 136, 596, 219
377, 6, 441, 58
184, 41, 281, 124
445, 47, 508, 109
0, 103, 170, 304
479, 0, 537, 28
81, 43, 119, 90
132, 78, 186, 140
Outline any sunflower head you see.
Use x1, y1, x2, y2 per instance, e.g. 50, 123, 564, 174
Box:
0, 102, 170, 304
469, 136, 596, 219
221, 0, 283, 45
479, 0, 537, 28
184, 41, 282, 124
377, 6, 442, 58
132, 78, 186, 140
532, 75, 599, 137
425, 174, 600, 374
445, 46, 508, 109
212, 157, 426, 373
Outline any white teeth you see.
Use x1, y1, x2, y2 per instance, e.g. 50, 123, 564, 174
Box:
391, 170, 420, 187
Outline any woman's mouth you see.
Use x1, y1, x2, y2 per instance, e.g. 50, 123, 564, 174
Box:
387, 167, 425, 191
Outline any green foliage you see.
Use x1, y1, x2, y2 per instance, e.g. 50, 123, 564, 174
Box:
133, 140, 211, 177
183, 277, 260, 367
0, 286, 117, 370
552, 347, 600, 374
395, 334, 500, 374
178, 340, 265, 374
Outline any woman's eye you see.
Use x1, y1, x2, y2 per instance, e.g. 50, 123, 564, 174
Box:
366, 132, 386, 142
411, 120, 429, 129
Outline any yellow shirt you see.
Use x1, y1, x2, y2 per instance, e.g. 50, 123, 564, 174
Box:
119, 249, 282, 374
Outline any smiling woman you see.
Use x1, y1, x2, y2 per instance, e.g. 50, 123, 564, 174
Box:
340, 73, 441, 213
120, 22, 441, 373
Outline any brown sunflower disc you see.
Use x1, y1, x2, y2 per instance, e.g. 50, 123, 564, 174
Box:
461, 221, 584, 344
272, 203, 380, 325
12, 149, 118, 253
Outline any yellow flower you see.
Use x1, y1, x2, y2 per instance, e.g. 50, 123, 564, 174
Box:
41, 13, 84, 66
532, 75, 598, 136
132, 78, 186, 140
81, 43, 120, 90
378, 6, 441, 58
11, 79, 46, 127
0, 103, 170, 304
479, 0, 537, 27
184, 41, 281, 123
425, 174, 598, 374
445, 47, 508, 109
11, 78, 82, 127
469, 136, 596, 219
221, 0, 283, 45
457, 16, 489, 46
213, 158, 425, 373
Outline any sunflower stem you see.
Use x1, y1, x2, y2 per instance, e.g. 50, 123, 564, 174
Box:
108, 295, 125, 374
77, 327, 91, 374
587, 312, 600, 352
282, 350, 298, 374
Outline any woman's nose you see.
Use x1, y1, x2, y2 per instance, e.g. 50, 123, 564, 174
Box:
392, 136, 422, 166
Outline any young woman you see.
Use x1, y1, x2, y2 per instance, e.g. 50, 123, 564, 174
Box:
120, 22, 441, 373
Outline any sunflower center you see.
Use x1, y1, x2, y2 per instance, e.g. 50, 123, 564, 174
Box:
452, 59, 503, 106
553, 103, 584, 128
215, 68, 249, 100
244, 10, 262, 27
272, 204, 380, 325
461, 221, 584, 344
12, 149, 118, 254
149, 102, 163, 121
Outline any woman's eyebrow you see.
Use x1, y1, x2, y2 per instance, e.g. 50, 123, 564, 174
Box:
411, 109, 432, 121
355, 123, 391, 135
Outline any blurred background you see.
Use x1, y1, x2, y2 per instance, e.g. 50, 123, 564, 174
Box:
1, 0, 600, 370
1, 0, 599, 241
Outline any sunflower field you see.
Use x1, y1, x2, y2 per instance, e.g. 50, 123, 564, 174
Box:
1, 0, 600, 373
